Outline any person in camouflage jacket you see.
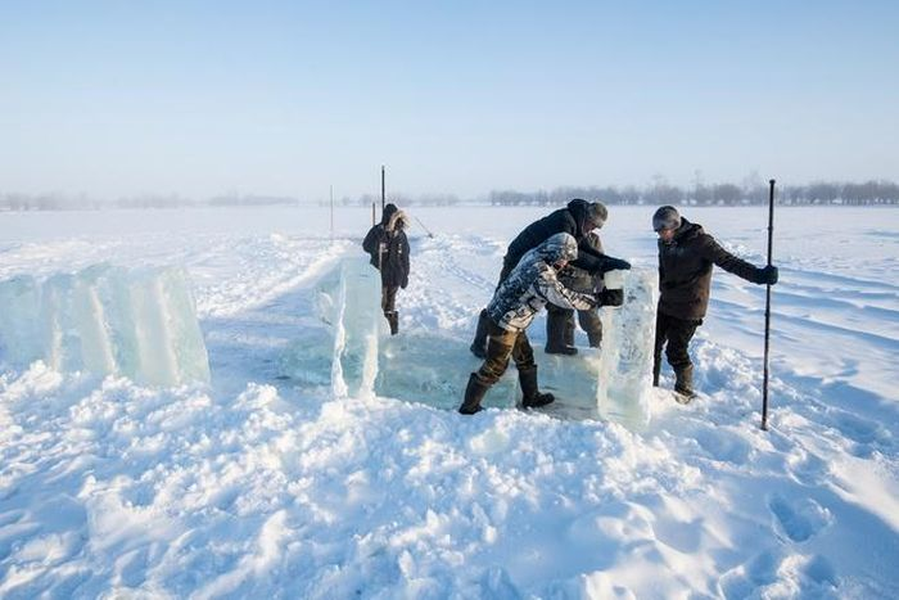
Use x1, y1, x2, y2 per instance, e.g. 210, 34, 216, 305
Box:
459, 233, 601, 415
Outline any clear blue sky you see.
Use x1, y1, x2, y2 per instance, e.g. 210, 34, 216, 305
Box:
2, 1, 897, 201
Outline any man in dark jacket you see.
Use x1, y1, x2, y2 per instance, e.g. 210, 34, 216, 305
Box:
546, 230, 619, 354
652, 205, 779, 402
459, 233, 601, 414
469, 199, 631, 358
362, 203, 410, 335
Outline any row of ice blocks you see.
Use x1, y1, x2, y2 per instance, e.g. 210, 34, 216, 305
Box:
307, 257, 656, 429
0, 266, 210, 386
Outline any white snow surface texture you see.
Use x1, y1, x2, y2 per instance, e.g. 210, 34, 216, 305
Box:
1, 206, 897, 599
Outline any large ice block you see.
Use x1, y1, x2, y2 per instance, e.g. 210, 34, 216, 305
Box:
597, 268, 657, 429
376, 333, 518, 410
0, 266, 210, 386
0, 275, 43, 366
329, 257, 381, 398
538, 268, 657, 428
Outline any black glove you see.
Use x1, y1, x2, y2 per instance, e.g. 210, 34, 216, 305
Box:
754, 265, 778, 285
598, 288, 624, 307
600, 256, 631, 273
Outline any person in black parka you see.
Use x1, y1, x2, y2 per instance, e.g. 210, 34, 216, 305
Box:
652, 205, 779, 402
469, 198, 632, 358
363, 203, 410, 335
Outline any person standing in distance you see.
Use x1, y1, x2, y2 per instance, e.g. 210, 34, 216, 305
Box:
362, 202, 410, 335
652, 205, 779, 402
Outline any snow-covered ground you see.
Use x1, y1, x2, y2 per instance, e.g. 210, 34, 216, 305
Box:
1, 205, 897, 598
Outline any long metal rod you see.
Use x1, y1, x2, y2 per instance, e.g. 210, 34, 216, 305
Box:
762, 179, 776, 430
381, 165, 386, 211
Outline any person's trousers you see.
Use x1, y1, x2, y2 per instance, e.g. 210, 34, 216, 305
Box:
475, 321, 536, 386
653, 310, 701, 381
381, 285, 398, 315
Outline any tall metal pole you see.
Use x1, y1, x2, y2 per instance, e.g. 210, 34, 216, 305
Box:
381, 165, 386, 212
761, 179, 776, 430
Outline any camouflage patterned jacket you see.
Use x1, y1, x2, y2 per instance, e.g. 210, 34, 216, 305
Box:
487, 233, 598, 332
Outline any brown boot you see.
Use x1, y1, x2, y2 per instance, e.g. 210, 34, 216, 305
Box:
459, 373, 490, 414
519, 366, 554, 408
673, 365, 696, 404
386, 311, 399, 335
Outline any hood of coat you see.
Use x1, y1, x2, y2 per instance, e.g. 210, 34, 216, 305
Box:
672, 218, 703, 242
381, 203, 398, 225
386, 208, 408, 232
535, 232, 579, 265
381, 203, 408, 231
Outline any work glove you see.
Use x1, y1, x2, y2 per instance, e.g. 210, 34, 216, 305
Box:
600, 256, 631, 274
754, 265, 779, 285
597, 288, 624, 307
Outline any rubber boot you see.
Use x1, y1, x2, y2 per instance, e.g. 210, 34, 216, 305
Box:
459, 373, 490, 414
519, 366, 555, 408
652, 358, 661, 387
469, 310, 489, 359
386, 311, 399, 336
673, 365, 696, 404
545, 309, 577, 355
581, 311, 603, 348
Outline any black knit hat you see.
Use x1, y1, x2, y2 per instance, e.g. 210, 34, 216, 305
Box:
652, 205, 681, 232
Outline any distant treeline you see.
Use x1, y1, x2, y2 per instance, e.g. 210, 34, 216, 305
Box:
335, 179, 899, 207
2, 180, 898, 211
482, 180, 899, 207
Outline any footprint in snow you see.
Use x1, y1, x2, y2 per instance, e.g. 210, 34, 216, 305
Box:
768, 494, 832, 543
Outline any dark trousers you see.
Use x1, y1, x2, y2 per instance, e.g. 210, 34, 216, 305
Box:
381, 285, 398, 316
476, 321, 536, 386
653, 311, 701, 381
546, 304, 603, 348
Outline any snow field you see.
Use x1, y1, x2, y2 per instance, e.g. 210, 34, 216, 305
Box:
0, 205, 898, 598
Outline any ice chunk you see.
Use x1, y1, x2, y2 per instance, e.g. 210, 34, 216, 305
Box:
377, 333, 517, 410
0, 275, 43, 366
330, 257, 381, 398
597, 268, 657, 429
0, 266, 209, 386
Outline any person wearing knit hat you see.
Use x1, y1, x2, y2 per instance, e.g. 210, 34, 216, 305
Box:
545, 203, 622, 355
469, 198, 630, 358
652, 205, 779, 403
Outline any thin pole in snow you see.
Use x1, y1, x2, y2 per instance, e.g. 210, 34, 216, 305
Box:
371, 202, 376, 227
413, 214, 435, 238
761, 179, 776, 431
381, 165, 386, 212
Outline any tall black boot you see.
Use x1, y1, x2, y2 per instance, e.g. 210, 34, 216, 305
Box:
469, 310, 489, 359
652, 357, 661, 387
386, 311, 399, 335
545, 309, 577, 355
518, 366, 555, 408
673, 364, 695, 404
459, 373, 490, 414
